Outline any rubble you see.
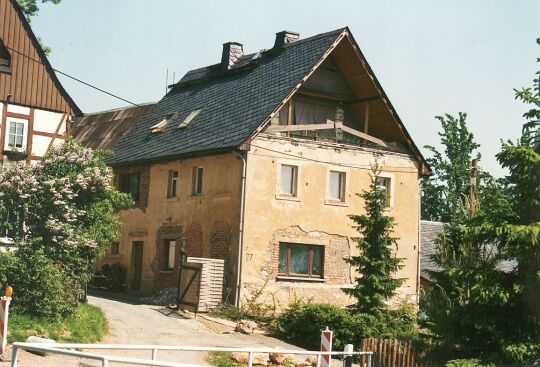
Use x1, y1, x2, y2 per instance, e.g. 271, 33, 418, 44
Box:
234, 319, 258, 335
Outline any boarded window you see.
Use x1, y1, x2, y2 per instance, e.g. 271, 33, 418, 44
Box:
163, 239, 176, 271
167, 170, 179, 198
279, 164, 298, 196
328, 171, 346, 202
278, 243, 324, 278
192, 167, 203, 195
119, 173, 140, 201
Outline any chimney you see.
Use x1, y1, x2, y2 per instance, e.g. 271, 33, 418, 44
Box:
221, 42, 243, 70
274, 30, 300, 49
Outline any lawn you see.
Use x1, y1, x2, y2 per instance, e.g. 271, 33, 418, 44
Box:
8, 303, 108, 344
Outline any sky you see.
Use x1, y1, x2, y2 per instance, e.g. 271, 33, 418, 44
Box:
31, 1, 539, 177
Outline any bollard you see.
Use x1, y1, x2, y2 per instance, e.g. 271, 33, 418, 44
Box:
320, 327, 333, 367
0, 286, 13, 354
343, 344, 353, 367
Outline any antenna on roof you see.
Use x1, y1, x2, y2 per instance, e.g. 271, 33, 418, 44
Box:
165, 69, 169, 95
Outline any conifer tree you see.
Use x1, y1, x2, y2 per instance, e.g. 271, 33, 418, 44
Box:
343, 167, 405, 314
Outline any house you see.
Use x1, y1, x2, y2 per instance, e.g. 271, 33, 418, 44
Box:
0, 0, 81, 165
94, 28, 430, 307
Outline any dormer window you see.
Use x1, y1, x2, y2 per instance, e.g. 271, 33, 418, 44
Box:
178, 109, 202, 129
150, 113, 177, 133
0, 39, 11, 74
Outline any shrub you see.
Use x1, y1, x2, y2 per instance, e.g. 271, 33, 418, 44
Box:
100, 263, 127, 291
273, 300, 418, 351
445, 359, 495, 367
0, 246, 78, 321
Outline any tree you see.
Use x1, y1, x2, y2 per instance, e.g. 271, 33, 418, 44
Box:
0, 139, 132, 317
421, 113, 480, 222
343, 167, 405, 314
16, 0, 62, 21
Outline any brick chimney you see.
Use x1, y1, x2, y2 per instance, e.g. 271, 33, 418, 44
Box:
221, 42, 243, 70
274, 30, 300, 49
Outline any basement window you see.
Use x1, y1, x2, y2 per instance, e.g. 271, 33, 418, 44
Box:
162, 239, 176, 271
278, 243, 324, 279
178, 109, 202, 129
0, 39, 10, 74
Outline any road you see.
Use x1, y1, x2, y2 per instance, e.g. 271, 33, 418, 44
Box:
1, 293, 302, 367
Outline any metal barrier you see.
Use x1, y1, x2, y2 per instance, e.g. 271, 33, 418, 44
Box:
10, 343, 373, 367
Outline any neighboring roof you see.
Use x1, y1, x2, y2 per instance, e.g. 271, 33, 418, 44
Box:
71, 103, 156, 151
108, 27, 430, 173
0, 0, 81, 115
420, 220, 517, 284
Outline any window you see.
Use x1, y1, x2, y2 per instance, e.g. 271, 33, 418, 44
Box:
0, 39, 10, 74
178, 109, 202, 129
150, 113, 177, 133
376, 177, 392, 207
278, 243, 324, 278
192, 167, 203, 195
5, 119, 27, 150
110, 242, 120, 255
167, 170, 179, 198
328, 171, 346, 201
119, 173, 140, 201
279, 164, 298, 196
163, 239, 176, 271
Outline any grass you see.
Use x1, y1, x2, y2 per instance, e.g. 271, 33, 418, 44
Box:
207, 352, 244, 367
8, 303, 108, 343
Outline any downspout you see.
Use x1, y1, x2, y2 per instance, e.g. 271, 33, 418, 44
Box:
416, 177, 422, 305
233, 149, 247, 307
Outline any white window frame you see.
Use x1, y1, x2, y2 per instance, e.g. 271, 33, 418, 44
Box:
375, 173, 395, 209
5, 117, 28, 151
278, 164, 299, 197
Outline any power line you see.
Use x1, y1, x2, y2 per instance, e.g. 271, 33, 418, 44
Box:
6, 45, 140, 107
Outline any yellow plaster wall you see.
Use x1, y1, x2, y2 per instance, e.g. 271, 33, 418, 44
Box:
240, 135, 421, 307
102, 153, 242, 292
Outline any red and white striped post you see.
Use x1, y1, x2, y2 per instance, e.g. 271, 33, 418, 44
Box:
319, 327, 333, 367
0, 286, 13, 354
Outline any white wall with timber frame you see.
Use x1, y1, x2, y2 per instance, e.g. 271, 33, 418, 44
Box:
0, 101, 68, 164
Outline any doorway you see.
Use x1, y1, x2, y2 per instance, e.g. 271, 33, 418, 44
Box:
131, 241, 144, 290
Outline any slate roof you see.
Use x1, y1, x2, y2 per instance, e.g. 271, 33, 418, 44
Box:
108, 28, 346, 165
72, 103, 156, 151
420, 220, 517, 284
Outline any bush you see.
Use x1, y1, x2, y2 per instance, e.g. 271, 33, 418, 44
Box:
273, 300, 418, 351
445, 359, 495, 367
0, 246, 78, 321
94, 263, 127, 292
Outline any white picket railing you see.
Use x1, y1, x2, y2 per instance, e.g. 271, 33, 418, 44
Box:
10, 343, 373, 367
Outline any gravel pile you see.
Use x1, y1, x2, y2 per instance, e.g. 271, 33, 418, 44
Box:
141, 287, 176, 305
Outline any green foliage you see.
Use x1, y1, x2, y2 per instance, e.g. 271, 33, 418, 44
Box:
208, 303, 246, 322
273, 301, 417, 352
421, 113, 482, 222
343, 168, 404, 314
207, 352, 244, 367
445, 359, 495, 367
91, 263, 127, 292
16, 0, 62, 21
8, 303, 108, 343
0, 139, 132, 319
0, 248, 78, 321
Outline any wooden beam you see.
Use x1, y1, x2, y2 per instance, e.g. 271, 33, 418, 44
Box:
266, 122, 337, 133
287, 101, 293, 137
364, 102, 370, 133
297, 88, 356, 102
26, 108, 34, 163
340, 124, 388, 148
350, 95, 380, 105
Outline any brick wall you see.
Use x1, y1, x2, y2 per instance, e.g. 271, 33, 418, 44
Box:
261, 225, 352, 285
210, 221, 231, 260
185, 223, 203, 257
153, 224, 183, 289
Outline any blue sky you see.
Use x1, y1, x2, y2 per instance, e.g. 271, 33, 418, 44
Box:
31, 1, 539, 176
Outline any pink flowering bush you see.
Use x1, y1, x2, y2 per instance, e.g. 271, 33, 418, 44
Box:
0, 139, 132, 319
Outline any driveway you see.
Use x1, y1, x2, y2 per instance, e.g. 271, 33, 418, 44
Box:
2, 293, 302, 367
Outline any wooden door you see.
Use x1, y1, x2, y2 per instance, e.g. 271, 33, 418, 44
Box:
131, 241, 144, 290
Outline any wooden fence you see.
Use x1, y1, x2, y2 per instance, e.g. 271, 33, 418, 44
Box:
359, 338, 429, 367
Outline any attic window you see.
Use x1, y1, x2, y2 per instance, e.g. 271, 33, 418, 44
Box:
150, 113, 177, 133
178, 109, 202, 129
0, 39, 11, 74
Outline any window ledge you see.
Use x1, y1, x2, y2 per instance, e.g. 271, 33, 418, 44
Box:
275, 194, 300, 202
164, 197, 179, 202
324, 200, 348, 207
276, 275, 325, 283
159, 270, 175, 274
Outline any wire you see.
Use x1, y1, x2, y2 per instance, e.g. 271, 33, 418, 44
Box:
5, 45, 141, 107
250, 143, 420, 174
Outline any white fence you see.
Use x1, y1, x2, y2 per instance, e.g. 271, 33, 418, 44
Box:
10, 343, 373, 367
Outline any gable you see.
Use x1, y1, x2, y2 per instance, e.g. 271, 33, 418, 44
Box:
0, 0, 80, 115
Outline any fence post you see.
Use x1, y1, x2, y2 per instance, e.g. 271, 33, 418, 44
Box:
320, 327, 333, 367
1, 286, 13, 354
367, 353, 372, 367
343, 344, 353, 367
